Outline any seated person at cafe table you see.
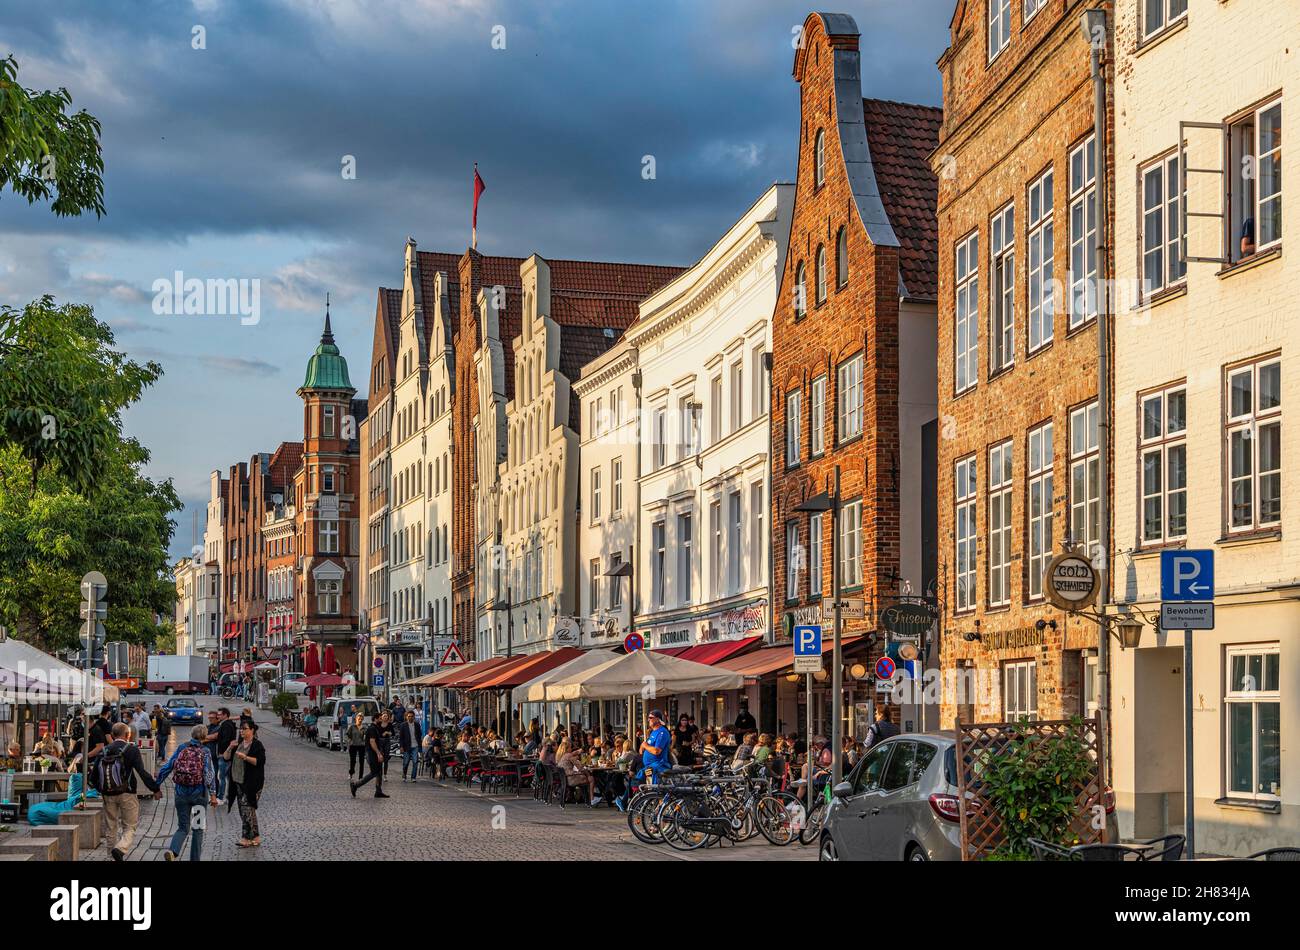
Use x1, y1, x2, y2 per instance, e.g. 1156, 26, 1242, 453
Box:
556, 740, 600, 805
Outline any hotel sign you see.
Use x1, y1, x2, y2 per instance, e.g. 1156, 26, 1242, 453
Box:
1045, 552, 1098, 611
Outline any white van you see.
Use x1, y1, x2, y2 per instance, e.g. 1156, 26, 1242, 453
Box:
315, 697, 382, 749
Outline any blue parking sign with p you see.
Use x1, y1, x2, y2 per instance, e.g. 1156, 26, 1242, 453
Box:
793, 625, 822, 657
1161, 550, 1214, 601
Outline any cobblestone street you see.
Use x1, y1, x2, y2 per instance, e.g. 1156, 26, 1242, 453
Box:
80, 696, 812, 862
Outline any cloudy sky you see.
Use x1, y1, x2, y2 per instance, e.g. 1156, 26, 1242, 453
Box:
0, 0, 951, 561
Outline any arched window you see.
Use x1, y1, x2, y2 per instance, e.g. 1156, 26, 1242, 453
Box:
836, 226, 848, 289
815, 245, 827, 305
814, 128, 826, 187
794, 261, 807, 319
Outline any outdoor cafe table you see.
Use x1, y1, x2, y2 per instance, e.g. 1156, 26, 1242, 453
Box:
12, 771, 72, 785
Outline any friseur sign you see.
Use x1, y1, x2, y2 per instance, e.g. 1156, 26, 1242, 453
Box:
880, 602, 937, 640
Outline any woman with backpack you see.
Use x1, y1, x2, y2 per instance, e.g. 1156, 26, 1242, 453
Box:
224, 720, 266, 847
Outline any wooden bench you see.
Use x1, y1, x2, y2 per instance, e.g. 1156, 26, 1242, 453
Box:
58, 808, 104, 848
0, 837, 59, 861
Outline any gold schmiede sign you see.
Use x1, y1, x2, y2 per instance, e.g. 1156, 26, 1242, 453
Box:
1044, 551, 1098, 611
982, 626, 1045, 651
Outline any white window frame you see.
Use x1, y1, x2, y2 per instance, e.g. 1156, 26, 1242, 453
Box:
1069, 402, 1100, 556
612, 457, 623, 514
1069, 134, 1098, 328
838, 499, 862, 590
794, 262, 807, 320
1140, 384, 1188, 545
1142, 0, 1187, 41
1141, 151, 1187, 296
589, 557, 600, 613
785, 521, 801, 599
989, 0, 1011, 61
318, 578, 340, 615
815, 245, 827, 306
320, 519, 339, 554
710, 374, 723, 445
955, 232, 979, 393
811, 375, 826, 457
814, 129, 826, 187
786, 389, 802, 466
955, 456, 977, 612
652, 520, 666, 608
678, 513, 694, 606
837, 353, 864, 442
1023, 0, 1047, 24
1226, 357, 1282, 533
1254, 100, 1283, 252
1027, 421, 1054, 601
809, 512, 823, 598
1003, 659, 1039, 721
991, 201, 1015, 372
653, 408, 666, 470
730, 362, 744, 433
711, 501, 724, 599
591, 467, 602, 523
988, 440, 1012, 607
728, 491, 742, 592
610, 552, 623, 609
1224, 644, 1281, 801
750, 482, 764, 589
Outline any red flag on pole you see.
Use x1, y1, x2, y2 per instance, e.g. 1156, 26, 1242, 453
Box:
472, 164, 486, 248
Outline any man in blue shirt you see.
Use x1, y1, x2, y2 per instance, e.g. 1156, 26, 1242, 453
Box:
640, 709, 672, 784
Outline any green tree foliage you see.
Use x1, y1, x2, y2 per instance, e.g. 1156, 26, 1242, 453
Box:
0, 54, 105, 217
0, 297, 161, 494
0, 299, 179, 652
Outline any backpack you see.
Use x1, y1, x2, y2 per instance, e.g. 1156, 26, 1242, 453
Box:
172, 743, 206, 787
94, 745, 131, 796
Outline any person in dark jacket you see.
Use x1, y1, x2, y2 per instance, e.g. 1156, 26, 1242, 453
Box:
398, 710, 423, 782
95, 722, 161, 861
863, 706, 899, 750
152, 703, 172, 752
223, 720, 267, 848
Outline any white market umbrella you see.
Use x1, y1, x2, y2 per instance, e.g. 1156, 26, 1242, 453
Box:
511, 648, 618, 705
543, 649, 745, 702
0, 637, 119, 704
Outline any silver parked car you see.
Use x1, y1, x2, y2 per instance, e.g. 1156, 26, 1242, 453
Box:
819, 733, 962, 861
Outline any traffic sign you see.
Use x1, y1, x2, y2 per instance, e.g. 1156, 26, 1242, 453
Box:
440, 642, 466, 666
1161, 602, 1215, 631
875, 656, 896, 680
80, 571, 107, 601
623, 632, 644, 653
372, 674, 385, 688
1161, 550, 1214, 602
792, 625, 822, 657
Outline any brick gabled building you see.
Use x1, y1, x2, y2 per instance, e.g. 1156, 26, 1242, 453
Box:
934, 0, 1111, 727
770, 12, 940, 736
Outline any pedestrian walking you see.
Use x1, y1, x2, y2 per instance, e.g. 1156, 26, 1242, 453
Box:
863, 706, 899, 750
223, 720, 266, 848
345, 713, 368, 778
156, 725, 219, 861
152, 704, 172, 753
206, 707, 238, 799
93, 722, 161, 861
130, 703, 152, 740
350, 711, 391, 798
398, 710, 423, 782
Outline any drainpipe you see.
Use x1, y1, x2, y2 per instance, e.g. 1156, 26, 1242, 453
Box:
1082, 7, 1112, 783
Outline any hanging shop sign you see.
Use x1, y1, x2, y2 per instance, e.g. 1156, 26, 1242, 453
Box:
880, 602, 937, 641
1045, 551, 1098, 611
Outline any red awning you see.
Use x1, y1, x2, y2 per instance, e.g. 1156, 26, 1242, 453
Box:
676, 636, 762, 666
716, 636, 863, 680
423, 655, 514, 689
653, 646, 691, 657
468, 647, 586, 691
219, 662, 235, 673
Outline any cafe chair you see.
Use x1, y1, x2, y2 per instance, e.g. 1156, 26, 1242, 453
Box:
1069, 842, 1150, 861
1245, 847, 1300, 861
1136, 834, 1186, 861
1027, 838, 1077, 861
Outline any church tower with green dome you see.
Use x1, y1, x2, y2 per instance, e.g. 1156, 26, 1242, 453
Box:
294, 296, 364, 675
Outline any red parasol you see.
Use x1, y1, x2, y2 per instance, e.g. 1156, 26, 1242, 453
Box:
303, 672, 345, 688
304, 643, 321, 699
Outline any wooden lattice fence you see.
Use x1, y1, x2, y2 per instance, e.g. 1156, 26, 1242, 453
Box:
955, 718, 1106, 860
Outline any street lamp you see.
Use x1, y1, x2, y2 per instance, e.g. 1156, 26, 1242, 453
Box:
1114, 613, 1144, 651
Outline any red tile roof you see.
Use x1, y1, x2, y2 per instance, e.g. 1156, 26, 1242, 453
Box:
862, 98, 942, 300
416, 251, 465, 352
267, 440, 303, 488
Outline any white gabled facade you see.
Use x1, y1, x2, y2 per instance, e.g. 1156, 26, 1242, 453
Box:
423, 264, 456, 669
1111, 0, 1298, 856
595, 185, 793, 658
194, 471, 225, 657
473, 283, 510, 661
575, 340, 637, 648
487, 257, 582, 655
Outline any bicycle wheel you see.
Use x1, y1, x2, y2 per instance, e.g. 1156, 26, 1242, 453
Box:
799, 796, 827, 845
756, 792, 801, 846
626, 791, 663, 844
666, 795, 718, 851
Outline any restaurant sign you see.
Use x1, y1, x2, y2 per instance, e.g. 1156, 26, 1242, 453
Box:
982, 626, 1045, 652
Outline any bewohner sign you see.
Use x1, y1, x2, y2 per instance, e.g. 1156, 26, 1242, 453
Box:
1045, 552, 1098, 611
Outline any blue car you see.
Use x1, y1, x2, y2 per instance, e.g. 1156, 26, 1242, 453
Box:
162, 698, 202, 725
